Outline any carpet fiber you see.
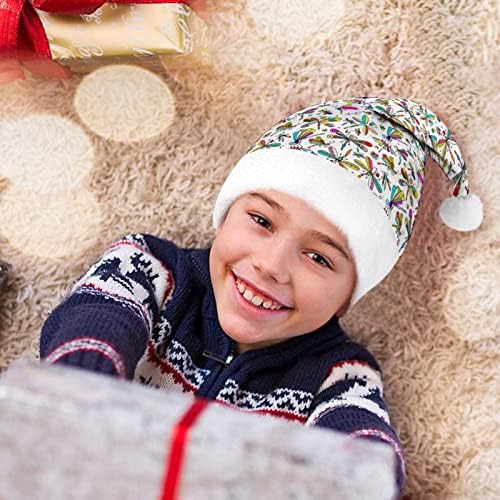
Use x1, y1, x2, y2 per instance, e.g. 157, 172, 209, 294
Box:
0, 1, 499, 498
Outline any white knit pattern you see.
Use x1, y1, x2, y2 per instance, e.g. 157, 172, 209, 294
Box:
318, 360, 384, 395
305, 360, 389, 426
305, 397, 390, 427
44, 337, 126, 378
71, 234, 174, 333
216, 378, 313, 421
134, 339, 210, 392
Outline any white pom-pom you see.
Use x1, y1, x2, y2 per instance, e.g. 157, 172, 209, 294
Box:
438, 193, 484, 231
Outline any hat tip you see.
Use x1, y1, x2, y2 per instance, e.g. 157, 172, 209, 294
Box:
438, 193, 484, 232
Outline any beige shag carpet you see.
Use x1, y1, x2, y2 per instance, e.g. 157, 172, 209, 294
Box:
0, 1, 499, 498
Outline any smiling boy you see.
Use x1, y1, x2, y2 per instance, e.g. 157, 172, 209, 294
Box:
210, 190, 357, 354
39, 97, 483, 499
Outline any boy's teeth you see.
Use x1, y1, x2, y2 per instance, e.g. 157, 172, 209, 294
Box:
237, 278, 282, 310
251, 295, 263, 306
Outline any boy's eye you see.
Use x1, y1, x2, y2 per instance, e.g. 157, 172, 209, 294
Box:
249, 213, 333, 270
249, 213, 272, 230
305, 252, 332, 269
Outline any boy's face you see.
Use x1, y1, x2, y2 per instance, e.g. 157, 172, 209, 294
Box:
209, 190, 357, 353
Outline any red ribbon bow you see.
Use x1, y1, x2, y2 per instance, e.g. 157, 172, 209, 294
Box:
0, 0, 204, 81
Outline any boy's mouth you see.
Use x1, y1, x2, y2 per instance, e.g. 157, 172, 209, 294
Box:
230, 271, 292, 312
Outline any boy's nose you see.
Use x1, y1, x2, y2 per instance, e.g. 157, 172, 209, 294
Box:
252, 239, 292, 284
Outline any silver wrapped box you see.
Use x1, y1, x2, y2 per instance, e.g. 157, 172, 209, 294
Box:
0, 360, 397, 499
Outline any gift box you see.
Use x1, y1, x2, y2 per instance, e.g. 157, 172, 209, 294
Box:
0, 360, 398, 500
0, 1, 208, 79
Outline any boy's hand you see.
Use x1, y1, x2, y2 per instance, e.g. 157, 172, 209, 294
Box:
0, 58, 25, 84
0, 56, 73, 85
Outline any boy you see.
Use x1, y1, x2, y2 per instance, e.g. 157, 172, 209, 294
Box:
39, 97, 483, 498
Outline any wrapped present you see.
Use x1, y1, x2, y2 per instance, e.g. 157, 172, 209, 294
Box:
0, 360, 399, 500
0, 1, 207, 80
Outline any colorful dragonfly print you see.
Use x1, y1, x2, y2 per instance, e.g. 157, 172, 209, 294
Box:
246, 97, 470, 254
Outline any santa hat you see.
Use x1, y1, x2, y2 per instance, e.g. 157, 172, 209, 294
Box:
212, 97, 484, 308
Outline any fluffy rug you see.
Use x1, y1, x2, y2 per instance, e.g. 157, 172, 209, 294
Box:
0, 1, 498, 498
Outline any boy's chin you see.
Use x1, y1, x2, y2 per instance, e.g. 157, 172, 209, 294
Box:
218, 317, 275, 345
221, 325, 266, 345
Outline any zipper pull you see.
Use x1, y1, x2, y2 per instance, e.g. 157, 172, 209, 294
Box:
202, 350, 233, 366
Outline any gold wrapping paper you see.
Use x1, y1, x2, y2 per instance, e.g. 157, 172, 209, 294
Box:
35, 3, 203, 72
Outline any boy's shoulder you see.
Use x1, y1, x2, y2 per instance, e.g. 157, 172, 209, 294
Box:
342, 336, 382, 369
117, 232, 211, 287
115, 233, 201, 265
306, 323, 383, 376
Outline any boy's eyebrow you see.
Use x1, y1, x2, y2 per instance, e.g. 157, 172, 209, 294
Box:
308, 230, 351, 262
248, 192, 351, 261
249, 192, 286, 215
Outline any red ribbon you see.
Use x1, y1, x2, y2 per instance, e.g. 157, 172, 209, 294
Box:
160, 398, 210, 500
0, 0, 204, 80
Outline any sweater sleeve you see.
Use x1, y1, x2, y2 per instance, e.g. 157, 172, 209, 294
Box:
39, 233, 175, 379
305, 350, 406, 499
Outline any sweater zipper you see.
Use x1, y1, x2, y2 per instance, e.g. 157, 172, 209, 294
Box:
202, 342, 235, 367
199, 342, 237, 399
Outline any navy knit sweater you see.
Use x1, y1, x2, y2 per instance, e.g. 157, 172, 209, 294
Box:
40, 233, 405, 496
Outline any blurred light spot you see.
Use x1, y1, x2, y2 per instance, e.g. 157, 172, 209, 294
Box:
74, 65, 176, 142
0, 115, 93, 193
453, 448, 500, 499
0, 186, 103, 259
443, 243, 499, 343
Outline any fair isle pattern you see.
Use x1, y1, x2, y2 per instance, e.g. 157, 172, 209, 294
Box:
247, 97, 469, 254
351, 428, 407, 478
304, 397, 390, 427
306, 360, 390, 426
44, 337, 126, 378
150, 310, 174, 353
70, 234, 175, 333
216, 378, 313, 423
118, 234, 176, 304
134, 339, 210, 393
318, 359, 384, 396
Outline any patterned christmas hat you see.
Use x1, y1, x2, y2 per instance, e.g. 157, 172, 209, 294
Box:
212, 97, 484, 308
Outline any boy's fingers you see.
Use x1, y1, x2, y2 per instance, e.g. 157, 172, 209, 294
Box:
0, 58, 25, 84
0, 70, 26, 84
21, 58, 73, 79
0, 58, 23, 71
0, 56, 73, 82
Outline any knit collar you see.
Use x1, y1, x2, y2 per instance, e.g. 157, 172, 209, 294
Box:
185, 245, 218, 319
